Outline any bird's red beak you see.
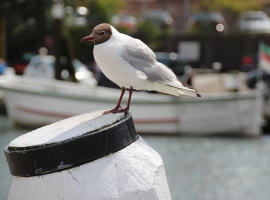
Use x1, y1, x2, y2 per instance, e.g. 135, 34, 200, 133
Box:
80, 35, 97, 43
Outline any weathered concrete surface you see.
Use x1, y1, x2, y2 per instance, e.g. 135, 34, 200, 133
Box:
8, 137, 171, 200
8, 111, 171, 200
9, 111, 124, 147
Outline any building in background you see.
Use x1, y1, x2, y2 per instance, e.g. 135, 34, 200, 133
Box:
126, 0, 195, 33
125, 0, 270, 33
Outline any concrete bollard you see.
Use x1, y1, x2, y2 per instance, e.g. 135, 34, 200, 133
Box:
5, 111, 171, 200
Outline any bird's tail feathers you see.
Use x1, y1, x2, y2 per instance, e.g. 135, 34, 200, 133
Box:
153, 82, 201, 97
179, 89, 200, 97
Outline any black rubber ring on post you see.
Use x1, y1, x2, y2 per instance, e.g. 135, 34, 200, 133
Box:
4, 112, 138, 177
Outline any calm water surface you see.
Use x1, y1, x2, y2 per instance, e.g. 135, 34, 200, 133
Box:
1, 114, 270, 200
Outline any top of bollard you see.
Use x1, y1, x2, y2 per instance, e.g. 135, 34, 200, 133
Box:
9, 110, 124, 148
5, 111, 138, 177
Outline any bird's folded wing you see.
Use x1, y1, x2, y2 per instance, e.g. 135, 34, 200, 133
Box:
122, 38, 176, 82
156, 80, 201, 97
158, 80, 199, 92
123, 37, 157, 63
121, 37, 200, 96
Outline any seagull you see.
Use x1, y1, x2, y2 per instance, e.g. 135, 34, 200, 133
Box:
80, 23, 201, 114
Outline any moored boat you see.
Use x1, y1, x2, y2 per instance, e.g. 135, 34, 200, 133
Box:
0, 75, 264, 136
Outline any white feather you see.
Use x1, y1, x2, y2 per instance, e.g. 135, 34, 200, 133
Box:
93, 25, 200, 97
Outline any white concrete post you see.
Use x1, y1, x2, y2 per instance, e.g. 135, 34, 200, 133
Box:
5, 111, 171, 200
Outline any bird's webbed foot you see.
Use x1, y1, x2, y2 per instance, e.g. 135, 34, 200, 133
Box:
103, 106, 128, 114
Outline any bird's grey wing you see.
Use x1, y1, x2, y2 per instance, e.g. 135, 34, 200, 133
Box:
121, 37, 176, 82
122, 38, 199, 93
123, 37, 156, 63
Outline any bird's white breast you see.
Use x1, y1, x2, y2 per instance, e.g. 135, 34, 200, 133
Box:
94, 37, 147, 89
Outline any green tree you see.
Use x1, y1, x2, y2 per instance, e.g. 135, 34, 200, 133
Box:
194, 0, 262, 12
0, 0, 53, 63
0, 0, 124, 64
193, 0, 263, 30
135, 22, 171, 52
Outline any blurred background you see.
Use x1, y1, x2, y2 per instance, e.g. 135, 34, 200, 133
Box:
1, 0, 270, 199
1, 0, 270, 75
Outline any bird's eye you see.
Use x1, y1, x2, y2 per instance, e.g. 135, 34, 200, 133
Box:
101, 31, 105, 35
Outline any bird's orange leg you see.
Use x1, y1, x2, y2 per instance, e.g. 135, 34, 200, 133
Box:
125, 87, 133, 111
103, 87, 133, 114
103, 87, 125, 114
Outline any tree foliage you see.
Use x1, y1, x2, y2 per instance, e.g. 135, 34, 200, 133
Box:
135, 22, 171, 51
1, 0, 53, 62
0, 0, 125, 63
193, 0, 263, 13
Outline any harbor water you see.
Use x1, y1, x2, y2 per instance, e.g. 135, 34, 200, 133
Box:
1, 114, 270, 200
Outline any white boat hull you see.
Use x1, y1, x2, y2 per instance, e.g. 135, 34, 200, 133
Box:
0, 76, 263, 136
